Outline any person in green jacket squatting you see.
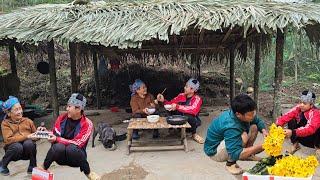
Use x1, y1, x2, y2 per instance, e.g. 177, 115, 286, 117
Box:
204, 94, 269, 175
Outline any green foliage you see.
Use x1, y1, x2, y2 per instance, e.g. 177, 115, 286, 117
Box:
307, 74, 320, 81
0, 66, 8, 76
283, 29, 320, 83
235, 47, 275, 92
236, 29, 320, 93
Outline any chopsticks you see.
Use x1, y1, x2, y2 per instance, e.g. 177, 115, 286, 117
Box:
161, 88, 167, 95
154, 88, 166, 104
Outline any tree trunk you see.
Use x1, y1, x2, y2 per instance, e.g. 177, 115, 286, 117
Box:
254, 35, 261, 111
9, 42, 17, 76
92, 48, 101, 109
294, 58, 298, 83
69, 42, 78, 93
295, 31, 302, 83
48, 40, 59, 120
229, 45, 235, 102
273, 29, 285, 120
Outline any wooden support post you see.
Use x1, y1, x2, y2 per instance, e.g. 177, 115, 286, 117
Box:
9, 42, 17, 76
191, 53, 200, 79
181, 127, 188, 152
254, 35, 261, 111
48, 40, 59, 120
196, 56, 201, 79
273, 29, 285, 119
127, 129, 133, 155
92, 48, 101, 109
229, 45, 235, 102
69, 42, 78, 93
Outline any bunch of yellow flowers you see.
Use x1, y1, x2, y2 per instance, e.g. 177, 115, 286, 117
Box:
262, 123, 285, 157
268, 155, 318, 177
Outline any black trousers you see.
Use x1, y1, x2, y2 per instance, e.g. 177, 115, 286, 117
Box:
185, 114, 200, 134
288, 113, 320, 148
43, 143, 90, 175
1, 139, 37, 168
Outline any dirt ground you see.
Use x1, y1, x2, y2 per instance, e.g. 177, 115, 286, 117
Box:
1, 106, 320, 180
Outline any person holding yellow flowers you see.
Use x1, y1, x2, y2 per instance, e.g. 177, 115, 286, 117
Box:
276, 90, 320, 157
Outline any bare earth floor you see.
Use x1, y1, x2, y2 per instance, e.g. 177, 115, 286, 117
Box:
1, 107, 319, 180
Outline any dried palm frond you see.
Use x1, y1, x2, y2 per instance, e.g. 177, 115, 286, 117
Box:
0, 0, 319, 48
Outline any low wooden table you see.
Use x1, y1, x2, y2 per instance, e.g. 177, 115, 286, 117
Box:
127, 117, 191, 155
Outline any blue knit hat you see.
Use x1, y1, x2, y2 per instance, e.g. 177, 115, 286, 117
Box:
300, 91, 316, 104
129, 79, 145, 96
0, 96, 20, 113
186, 78, 200, 92
68, 93, 87, 110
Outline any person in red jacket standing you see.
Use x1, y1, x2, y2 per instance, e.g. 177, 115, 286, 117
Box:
157, 78, 204, 144
39, 93, 100, 180
276, 90, 320, 156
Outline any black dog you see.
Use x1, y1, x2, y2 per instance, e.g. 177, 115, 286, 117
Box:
92, 122, 127, 150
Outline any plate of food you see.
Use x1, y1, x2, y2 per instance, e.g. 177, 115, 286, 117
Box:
31, 131, 51, 139
147, 115, 160, 123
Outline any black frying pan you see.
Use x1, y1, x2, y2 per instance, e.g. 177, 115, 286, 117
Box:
166, 115, 188, 125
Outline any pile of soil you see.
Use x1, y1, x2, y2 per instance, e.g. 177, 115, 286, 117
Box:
101, 162, 148, 180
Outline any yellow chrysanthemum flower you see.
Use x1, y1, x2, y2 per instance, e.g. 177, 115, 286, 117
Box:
268, 155, 319, 177
262, 123, 285, 157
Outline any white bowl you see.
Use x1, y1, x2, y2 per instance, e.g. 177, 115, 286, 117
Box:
164, 104, 172, 111
147, 115, 160, 123
147, 108, 156, 114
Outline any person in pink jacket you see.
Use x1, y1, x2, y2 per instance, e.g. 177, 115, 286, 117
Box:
276, 90, 320, 156
157, 78, 204, 144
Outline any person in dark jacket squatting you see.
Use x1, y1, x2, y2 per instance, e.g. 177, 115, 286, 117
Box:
0, 96, 38, 176
157, 78, 204, 144
276, 90, 320, 157
38, 93, 100, 180
204, 94, 268, 175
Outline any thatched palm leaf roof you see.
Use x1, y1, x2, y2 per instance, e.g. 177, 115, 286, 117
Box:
0, 0, 320, 48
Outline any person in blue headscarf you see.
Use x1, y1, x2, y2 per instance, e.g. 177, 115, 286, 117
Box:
129, 79, 158, 139
0, 96, 38, 176
0, 107, 5, 122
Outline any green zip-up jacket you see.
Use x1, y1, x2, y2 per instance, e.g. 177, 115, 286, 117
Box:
204, 109, 266, 161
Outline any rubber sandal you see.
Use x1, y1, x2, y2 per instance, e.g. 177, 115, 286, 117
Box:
192, 134, 204, 144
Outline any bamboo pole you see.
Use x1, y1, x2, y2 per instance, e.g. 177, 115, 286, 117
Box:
69, 42, 78, 93
273, 29, 285, 119
92, 48, 101, 109
48, 40, 59, 120
9, 42, 17, 76
254, 34, 261, 111
229, 45, 235, 102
